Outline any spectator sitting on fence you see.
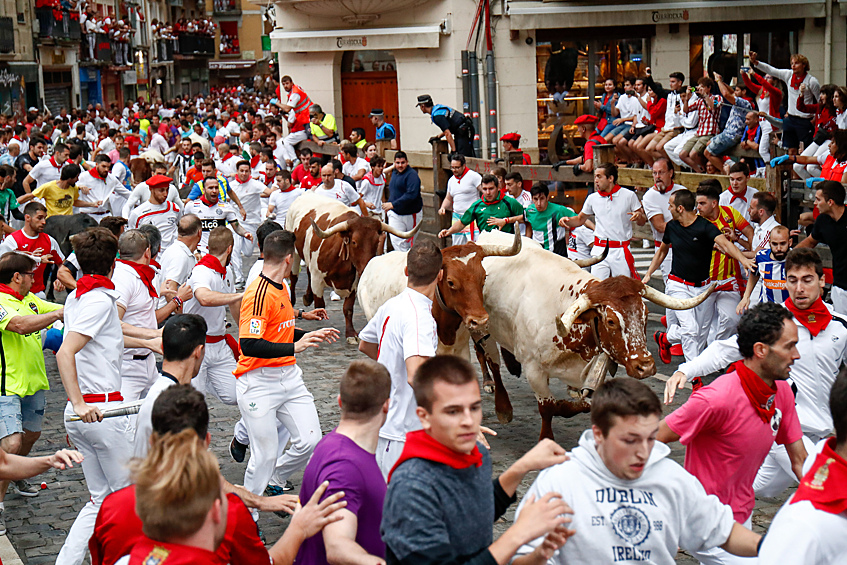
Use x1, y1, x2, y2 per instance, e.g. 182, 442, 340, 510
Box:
703, 73, 753, 173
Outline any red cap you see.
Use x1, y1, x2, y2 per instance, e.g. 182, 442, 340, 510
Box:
500, 132, 521, 143
147, 174, 172, 188
574, 114, 599, 125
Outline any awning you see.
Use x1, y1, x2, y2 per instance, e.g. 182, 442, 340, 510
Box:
270, 21, 449, 52
209, 60, 256, 70
507, 0, 826, 29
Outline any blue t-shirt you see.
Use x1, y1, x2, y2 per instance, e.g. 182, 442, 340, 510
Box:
295, 431, 386, 565
387, 167, 423, 216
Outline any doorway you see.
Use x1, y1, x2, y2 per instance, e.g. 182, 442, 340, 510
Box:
340, 50, 399, 148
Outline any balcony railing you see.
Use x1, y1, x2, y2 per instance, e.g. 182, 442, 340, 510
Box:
213, 0, 241, 15
35, 8, 81, 41
154, 39, 176, 62
177, 34, 214, 56
0, 17, 13, 53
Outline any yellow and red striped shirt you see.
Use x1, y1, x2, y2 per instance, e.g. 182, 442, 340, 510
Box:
705, 205, 749, 281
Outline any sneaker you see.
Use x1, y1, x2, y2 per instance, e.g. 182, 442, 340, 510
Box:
653, 331, 672, 365
0, 507, 5, 536
330, 291, 341, 301
229, 437, 248, 463
264, 484, 286, 497
282, 480, 294, 492
669, 344, 684, 357
660, 315, 667, 328
13, 480, 38, 498
691, 377, 704, 391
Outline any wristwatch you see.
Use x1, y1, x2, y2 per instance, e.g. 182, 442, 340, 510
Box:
297, 309, 303, 320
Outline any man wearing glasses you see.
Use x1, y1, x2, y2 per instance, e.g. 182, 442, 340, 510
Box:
0, 252, 64, 533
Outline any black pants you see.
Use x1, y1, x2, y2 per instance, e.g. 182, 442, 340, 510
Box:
455, 134, 475, 158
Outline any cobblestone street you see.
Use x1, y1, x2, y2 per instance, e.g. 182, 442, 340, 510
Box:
0, 255, 790, 564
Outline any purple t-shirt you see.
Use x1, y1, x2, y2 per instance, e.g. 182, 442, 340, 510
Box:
294, 431, 387, 564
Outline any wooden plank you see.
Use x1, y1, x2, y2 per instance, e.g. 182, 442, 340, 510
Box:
511, 164, 590, 184
295, 140, 339, 156
438, 154, 502, 175
617, 168, 768, 191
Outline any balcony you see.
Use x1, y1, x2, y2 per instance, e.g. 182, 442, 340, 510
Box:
213, 0, 241, 16
154, 38, 176, 62
35, 8, 81, 43
177, 34, 215, 57
0, 17, 13, 54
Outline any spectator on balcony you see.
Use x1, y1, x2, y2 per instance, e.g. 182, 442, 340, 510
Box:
82, 9, 97, 60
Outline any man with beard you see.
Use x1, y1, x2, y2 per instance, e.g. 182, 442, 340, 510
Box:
737, 225, 791, 314
747, 191, 781, 255
182, 177, 252, 254
659, 302, 806, 565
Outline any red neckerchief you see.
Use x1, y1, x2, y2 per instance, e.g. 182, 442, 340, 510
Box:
116, 259, 158, 298
363, 171, 382, 186
729, 189, 748, 204
12, 136, 20, 142
221, 153, 235, 162
199, 195, 216, 207
655, 181, 674, 195
0, 284, 25, 301
387, 429, 482, 483
76, 274, 115, 297
197, 254, 226, 275
792, 438, 847, 514
89, 167, 106, 181
250, 154, 260, 169
597, 184, 622, 199
455, 167, 469, 182
278, 183, 297, 193
784, 296, 832, 337
482, 193, 504, 206
732, 361, 777, 424
790, 72, 807, 90
150, 259, 161, 270
49, 156, 62, 170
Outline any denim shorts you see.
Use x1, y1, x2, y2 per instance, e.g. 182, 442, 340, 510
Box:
706, 131, 742, 156
0, 390, 46, 437
602, 122, 630, 138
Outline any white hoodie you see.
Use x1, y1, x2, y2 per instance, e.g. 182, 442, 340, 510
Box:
513, 430, 735, 564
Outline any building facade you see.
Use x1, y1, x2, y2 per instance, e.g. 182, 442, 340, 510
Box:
0, 0, 39, 114
270, 0, 847, 161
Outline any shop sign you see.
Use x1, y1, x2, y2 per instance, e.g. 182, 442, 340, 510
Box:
651, 9, 689, 23
336, 36, 367, 48
209, 60, 256, 70
0, 69, 19, 88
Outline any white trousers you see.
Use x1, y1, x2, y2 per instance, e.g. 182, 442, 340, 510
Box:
666, 129, 697, 167
57, 402, 133, 565
387, 210, 422, 252
753, 434, 818, 498
793, 140, 829, 179
376, 437, 405, 481
230, 222, 258, 284
589, 245, 637, 280
119, 354, 158, 402
665, 279, 711, 362
237, 365, 320, 497
192, 340, 237, 405
659, 253, 679, 336
692, 516, 757, 565
831, 285, 847, 316
701, 283, 741, 343
234, 417, 291, 465
281, 130, 309, 163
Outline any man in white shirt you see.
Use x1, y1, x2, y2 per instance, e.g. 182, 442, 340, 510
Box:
230, 161, 266, 289
758, 371, 847, 564
720, 162, 758, 223
611, 79, 643, 163
55, 227, 159, 565
504, 172, 531, 209
22, 142, 69, 193
314, 164, 368, 216
215, 142, 238, 181
95, 129, 117, 157
127, 175, 182, 251
158, 214, 201, 298
121, 163, 183, 219
512, 378, 761, 565
181, 177, 253, 254
358, 240, 441, 478
266, 169, 303, 227
340, 144, 370, 189
75, 154, 132, 221
185, 227, 242, 406
564, 163, 646, 279
649, 72, 686, 161
438, 153, 483, 245
748, 191, 782, 255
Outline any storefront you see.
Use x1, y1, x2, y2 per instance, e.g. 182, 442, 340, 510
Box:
209, 59, 256, 88
79, 67, 102, 107
0, 63, 38, 116
42, 66, 74, 114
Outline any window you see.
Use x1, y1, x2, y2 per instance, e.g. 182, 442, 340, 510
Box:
219, 21, 239, 55
341, 51, 395, 73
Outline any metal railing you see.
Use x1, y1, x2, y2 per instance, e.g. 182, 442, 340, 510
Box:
177, 34, 214, 56
35, 9, 81, 41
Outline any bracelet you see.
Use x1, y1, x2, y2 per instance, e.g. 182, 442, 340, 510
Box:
172, 296, 183, 308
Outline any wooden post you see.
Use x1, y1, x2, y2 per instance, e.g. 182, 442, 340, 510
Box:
375, 140, 391, 157
432, 141, 451, 248
504, 150, 523, 174
593, 144, 616, 168
766, 164, 785, 224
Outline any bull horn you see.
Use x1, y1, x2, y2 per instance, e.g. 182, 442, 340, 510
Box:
642, 282, 716, 310
480, 227, 522, 257
573, 245, 608, 268
558, 294, 594, 337
380, 220, 422, 240
311, 219, 350, 239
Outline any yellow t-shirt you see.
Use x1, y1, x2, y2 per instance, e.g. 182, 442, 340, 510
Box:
32, 181, 79, 216
309, 113, 337, 140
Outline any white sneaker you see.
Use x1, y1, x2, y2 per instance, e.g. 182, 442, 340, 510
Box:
330, 291, 341, 301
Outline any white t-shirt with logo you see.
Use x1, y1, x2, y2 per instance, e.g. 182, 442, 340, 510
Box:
128, 201, 181, 250
313, 179, 361, 210
182, 200, 239, 253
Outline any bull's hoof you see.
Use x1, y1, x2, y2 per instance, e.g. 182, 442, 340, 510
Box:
482, 379, 495, 394
495, 407, 513, 425
303, 294, 314, 307
346, 336, 359, 346
567, 387, 581, 400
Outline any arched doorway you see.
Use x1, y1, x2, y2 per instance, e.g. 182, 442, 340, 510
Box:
340, 50, 399, 148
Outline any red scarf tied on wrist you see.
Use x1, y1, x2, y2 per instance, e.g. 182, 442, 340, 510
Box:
732, 361, 777, 424
791, 437, 847, 514
197, 254, 226, 275
117, 260, 158, 298
597, 184, 622, 199
0, 284, 25, 301
76, 275, 115, 297
387, 429, 483, 483
784, 296, 832, 337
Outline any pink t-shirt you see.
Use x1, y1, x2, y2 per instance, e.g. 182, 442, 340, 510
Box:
665, 369, 802, 522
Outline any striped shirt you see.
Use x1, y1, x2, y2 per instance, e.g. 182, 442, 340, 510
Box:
705, 205, 749, 281
689, 95, 722, 136
753, 249, 787, 304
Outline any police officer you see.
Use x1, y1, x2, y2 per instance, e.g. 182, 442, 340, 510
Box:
416, 94, 475, 158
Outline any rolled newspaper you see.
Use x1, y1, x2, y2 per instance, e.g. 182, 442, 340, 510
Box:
65, 400, 145, 422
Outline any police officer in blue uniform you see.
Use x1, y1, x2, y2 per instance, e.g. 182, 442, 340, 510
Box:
370, 109, 397, 150
416, 94, 475, 158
